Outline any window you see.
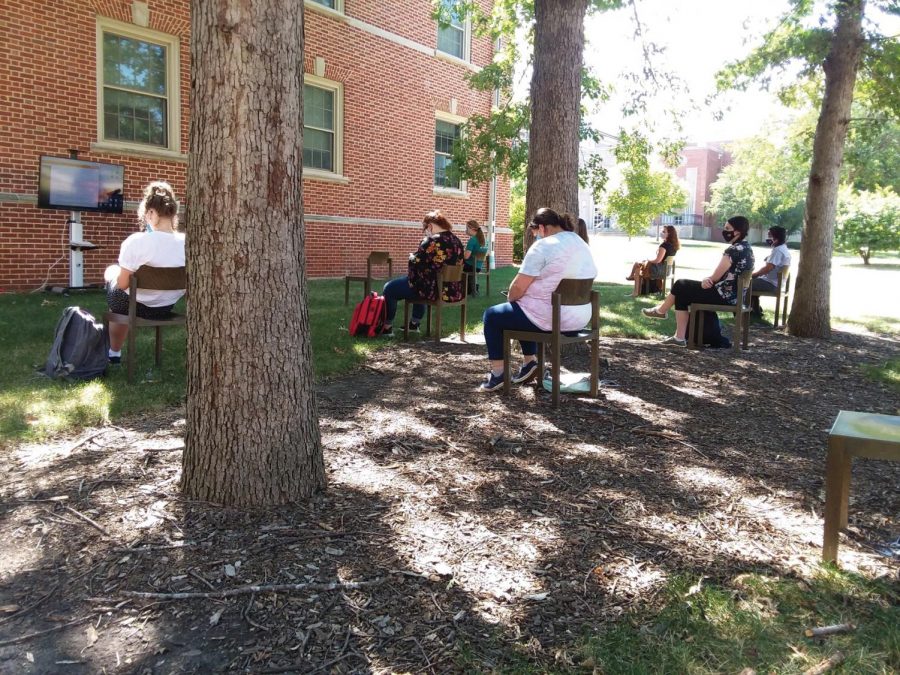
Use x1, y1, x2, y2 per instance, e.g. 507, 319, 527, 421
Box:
436, 2, 469, 61
303, 74, 344, 179
305, 0, 344, 14
434, 119, 461, 190
96, 17, 180, 153
309, 0, 336, 7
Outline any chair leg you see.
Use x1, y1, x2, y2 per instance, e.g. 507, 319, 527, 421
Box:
551, 340, 560, 408
503, 335, 512, 394
486, 274, 490, 296
344, 278, 350, 306
426, 306, 432, 338
774, 295, 782, 329
742, 311, 750, 349
126, 324, 136, 383
155, 326, 162, 366
434, 305, 442, 343
782, 294, 789, 329
590, 337, 599, 397
687, 310, 701, 350
732, 312, 741, 352
460, 302, 466, 341
537, 343, 545, 386
403, 302, 410, 341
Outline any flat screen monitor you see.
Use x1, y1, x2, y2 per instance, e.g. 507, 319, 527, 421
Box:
37, 155, 125, 213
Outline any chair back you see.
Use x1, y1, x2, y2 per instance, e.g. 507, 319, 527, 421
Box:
438, 263, 464, 284
366, 251, 392, 278
553, 278, 594, 305
665, 256, 675, 275
777, 266, 790, 294
736, 270, 753, 309
133, 265, 186, 291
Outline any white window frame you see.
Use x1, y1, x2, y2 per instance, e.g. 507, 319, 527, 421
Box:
435, 10, 471, 63
302, 73, 346, 183
94, 16, 181, 158
433, 111, 467, 197
304, 0, 345, 18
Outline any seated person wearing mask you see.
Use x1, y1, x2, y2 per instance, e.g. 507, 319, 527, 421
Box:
750, 226, 791, 316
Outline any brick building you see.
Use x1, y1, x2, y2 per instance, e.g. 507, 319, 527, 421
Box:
673, 142, 732, 228
0, 0, 510, 291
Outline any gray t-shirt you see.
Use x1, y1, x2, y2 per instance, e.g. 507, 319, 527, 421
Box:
761, 243, 791, 286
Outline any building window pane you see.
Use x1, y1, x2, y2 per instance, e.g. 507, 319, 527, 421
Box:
434, 120, 460, 189
437, 17, 464, 59
310, 0, 336, 7
304, 84, 335, 172
102, 31, 169, 147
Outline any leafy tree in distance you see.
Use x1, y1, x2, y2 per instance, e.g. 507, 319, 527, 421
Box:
183, 0, 325, 506
718, 0, 898, 338
605, 130, 687, 239
835, 186, 900, 263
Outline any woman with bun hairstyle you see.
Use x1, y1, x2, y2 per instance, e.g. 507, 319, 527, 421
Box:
479, 207, 597, 392
380, 210, 464, 335
104, 181, 185, 364
626, 224, 680, 296
641, 215, 754, 346
462, 219, 489, 296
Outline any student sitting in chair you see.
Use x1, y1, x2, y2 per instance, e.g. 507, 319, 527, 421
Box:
479, 207, 597, 392
462, 219, 489, 296
104, 181, 185, 364
626, 225, 679, 297
750, 225, 791, 316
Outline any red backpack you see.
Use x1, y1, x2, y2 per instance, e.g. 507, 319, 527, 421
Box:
349, 292, 386, 337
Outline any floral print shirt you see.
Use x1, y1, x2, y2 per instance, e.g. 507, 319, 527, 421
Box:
715, 239, 755, 304
407, 230, 465, 302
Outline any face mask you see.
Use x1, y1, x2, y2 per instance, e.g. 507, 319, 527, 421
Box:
722, 230, 735, 242
765, 238, 774, 247
145, 222, 153, 233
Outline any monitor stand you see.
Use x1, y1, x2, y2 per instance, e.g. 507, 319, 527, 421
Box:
51, 210, 103, 293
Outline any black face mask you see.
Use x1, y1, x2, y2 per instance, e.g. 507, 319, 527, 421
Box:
765, 238, 774, 247
722, 230, 736, 242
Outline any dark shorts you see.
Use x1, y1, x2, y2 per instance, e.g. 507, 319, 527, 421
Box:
107, 287, 175, 320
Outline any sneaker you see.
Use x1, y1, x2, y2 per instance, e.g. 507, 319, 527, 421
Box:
660, 336, 686, 346
479, 371, 505, 392
380, 325, 394, 337
108, 355, 121, 365
406, 321, 421, 333
641, 307, 668, 319
511, 360, 539, 384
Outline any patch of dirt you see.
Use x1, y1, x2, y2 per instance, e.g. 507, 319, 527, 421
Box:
1, 329, 898, 673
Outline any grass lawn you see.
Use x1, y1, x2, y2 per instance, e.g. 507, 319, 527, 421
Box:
0, 270, 666, 447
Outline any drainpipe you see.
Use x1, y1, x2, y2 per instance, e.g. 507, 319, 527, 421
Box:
488, 172, 497, 269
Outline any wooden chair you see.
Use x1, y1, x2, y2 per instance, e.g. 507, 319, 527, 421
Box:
503, 279, 600, 408
103, 265, 186, 383
472, 252, 491, 296
687, 270, 752, 352
344, 251, 393, 305
403, 264, 467, 343
751, 267, 791, 329
639, 256, 675, 297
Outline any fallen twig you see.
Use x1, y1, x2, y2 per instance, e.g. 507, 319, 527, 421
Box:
803, 651, 845, 675
66, 428, 118, 454
121, 578, 386, 601
805, 623, 855, 638
62, 506, 110, 537
0, 615, 94, 647
0, 583, 59, 626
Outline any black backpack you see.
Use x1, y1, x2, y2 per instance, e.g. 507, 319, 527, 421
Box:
44, 307, 109, 381
686, 311, 732, 349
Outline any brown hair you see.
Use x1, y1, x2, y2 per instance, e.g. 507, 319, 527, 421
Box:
726, 215, 750, 242
663, 225, 680, 251
137, 181, 179, 229
576, 218, 589, 243
532, 207, 575, 232
423, 210, 453, 231
466, 219, 486, 246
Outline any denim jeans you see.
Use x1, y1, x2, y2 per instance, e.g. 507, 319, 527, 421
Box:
483, 302, 546, 360
382, 276, 426, 324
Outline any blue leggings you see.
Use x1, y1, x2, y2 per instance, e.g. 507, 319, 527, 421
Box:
382, 276, 426, 324
483, 302, 546, 360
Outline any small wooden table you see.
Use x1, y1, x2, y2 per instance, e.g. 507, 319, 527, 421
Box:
822, 411, 900, 563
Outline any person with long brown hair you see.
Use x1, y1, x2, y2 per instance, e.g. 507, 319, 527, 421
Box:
642, 216, 755, 346
462, 219, 489, 295
104, 181, 185, 364
380, 210, 464, 336
626, 225, 680, 296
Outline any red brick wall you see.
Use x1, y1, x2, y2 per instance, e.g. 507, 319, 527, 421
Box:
0, 0, 511, 290
676, 146, 732, 226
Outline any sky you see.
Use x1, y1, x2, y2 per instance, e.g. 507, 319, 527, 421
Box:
581, 0, 798, 144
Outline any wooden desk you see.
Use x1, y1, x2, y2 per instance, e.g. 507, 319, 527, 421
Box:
822, 411, 900, 563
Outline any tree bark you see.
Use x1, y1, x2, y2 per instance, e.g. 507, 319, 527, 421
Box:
524, 0, 589, 251
788, 0, 865, 338
182, 0, 325, 506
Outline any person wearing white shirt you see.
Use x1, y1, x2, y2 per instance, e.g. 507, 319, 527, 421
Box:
104, 181, 185, 364
479, 207, 598, 392
750, 226, 792, 315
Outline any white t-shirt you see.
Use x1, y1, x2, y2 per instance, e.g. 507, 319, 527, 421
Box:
517, 231, 598, 331
761, 243, 791, 286
118, 230, 186, 307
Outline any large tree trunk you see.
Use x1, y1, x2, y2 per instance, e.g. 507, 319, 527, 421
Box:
788, 0, 865, 338
182, 0, 325, 506
524, 0, 588, 250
